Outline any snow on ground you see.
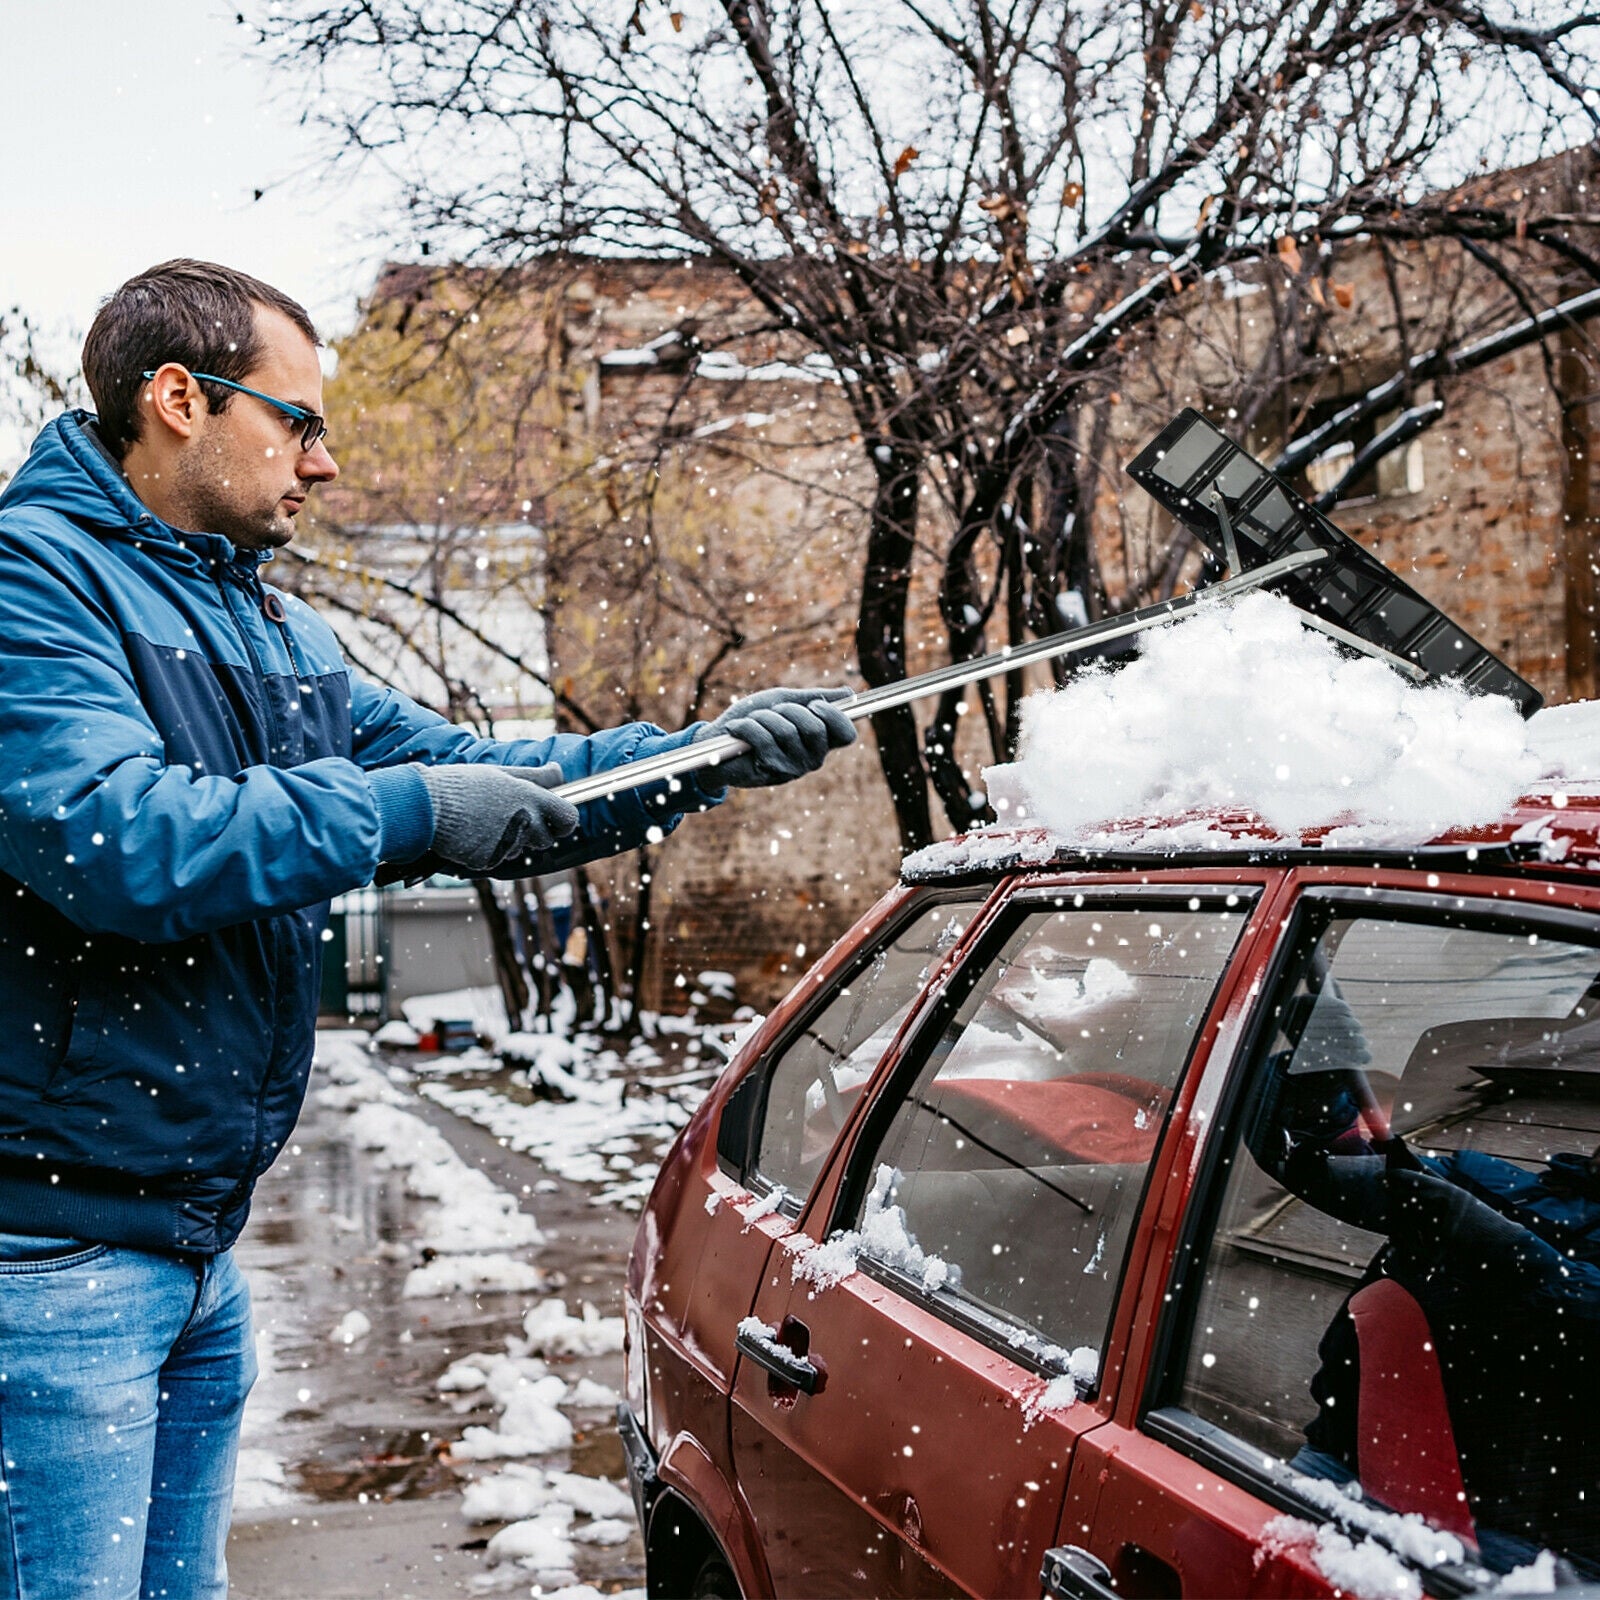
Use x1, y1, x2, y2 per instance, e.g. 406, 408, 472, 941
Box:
402, 1252, 553, 1299
341, 1098, 544, 1254
948, 591, 1600, 857
400, 986, 516, 1047
288, 1030, 649, 1580
420, 1044, 706, 1210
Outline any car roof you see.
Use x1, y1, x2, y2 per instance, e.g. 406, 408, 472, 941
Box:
901, 788, 1600, 886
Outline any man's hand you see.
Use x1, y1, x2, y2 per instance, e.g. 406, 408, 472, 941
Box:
694, 687, 857, 788
418, 762, 579, 874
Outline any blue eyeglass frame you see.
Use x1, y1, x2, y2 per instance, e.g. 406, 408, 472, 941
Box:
140, 368, 328, 452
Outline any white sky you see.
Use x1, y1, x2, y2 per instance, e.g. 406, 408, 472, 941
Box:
1, 1, 396, 470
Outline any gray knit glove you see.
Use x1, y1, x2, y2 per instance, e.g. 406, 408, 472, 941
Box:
694, 687, 857, 788
419, 762, 579, 874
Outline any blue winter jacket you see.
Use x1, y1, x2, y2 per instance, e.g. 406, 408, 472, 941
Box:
0, 412, 721, 1254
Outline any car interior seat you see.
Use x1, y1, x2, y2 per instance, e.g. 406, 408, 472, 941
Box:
1347, 1275, 1478, 1548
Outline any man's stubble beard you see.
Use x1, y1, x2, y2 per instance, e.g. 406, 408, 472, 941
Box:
171, 438, 298, 552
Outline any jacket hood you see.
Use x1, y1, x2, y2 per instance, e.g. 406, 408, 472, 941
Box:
0, 411, 249, 571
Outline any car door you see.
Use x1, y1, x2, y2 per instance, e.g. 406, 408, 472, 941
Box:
729, 883, 1264, 1597
633, 887, 992, 1543
1057, 872, 1600, 1598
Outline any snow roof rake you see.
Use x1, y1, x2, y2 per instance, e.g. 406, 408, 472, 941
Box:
553, 409, 1541, 808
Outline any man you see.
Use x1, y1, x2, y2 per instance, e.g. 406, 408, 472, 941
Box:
0, 259, 855, 1598
1247, 987, 1600, 1575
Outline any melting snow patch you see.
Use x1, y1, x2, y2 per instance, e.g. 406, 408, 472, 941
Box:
344, 1101, 542, 1254
484, 1503, 576, 1573
1262, 1515, 1422, 1600
992, 591, 1557, 847
1497, 1551, 1559, 1594
791, 1167, 956, 1295
453, 1380, 573, 1460
400, 986, 510, 1047
402, 1253, 549, 1299
561, 1377, 620, 1411
573, 1519, 634, 1545
437, 1360, 490, 1393
460, 1462, 633, 1526
330, 1310, 371, 1345
522, 1298, 626, 1358
372, 1018, 422, 1048
420, 1073, 702, 1210
1019, 1345, 1099, 1425
231, 1448, 291, 1510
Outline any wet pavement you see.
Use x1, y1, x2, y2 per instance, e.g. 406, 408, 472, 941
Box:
226, 1036, 655, 1598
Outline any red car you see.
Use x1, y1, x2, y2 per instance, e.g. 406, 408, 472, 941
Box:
621, 800, 1600, 1597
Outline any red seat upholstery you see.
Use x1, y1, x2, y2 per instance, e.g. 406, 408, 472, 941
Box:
1348, 1276, 1478, 1547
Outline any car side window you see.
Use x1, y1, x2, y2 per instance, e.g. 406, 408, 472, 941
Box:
1174, 902, 1600, 1577
846, 898, 1250, 1376
751, 897, 984, 1204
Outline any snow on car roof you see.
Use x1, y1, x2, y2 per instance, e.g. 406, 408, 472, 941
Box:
904, 592, 1600, 883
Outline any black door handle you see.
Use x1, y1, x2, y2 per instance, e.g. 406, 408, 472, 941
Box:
1041, 1545, 1120, 1600
735, 1320, 824, 1394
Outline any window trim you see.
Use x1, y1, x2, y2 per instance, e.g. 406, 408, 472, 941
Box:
827, 883, 1262, 1381
1141, 1407, 1485, 1597
1140, 882, 1600, 1570
717, 886, 993, 1210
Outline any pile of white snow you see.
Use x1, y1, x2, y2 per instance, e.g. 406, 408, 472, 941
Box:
344, 1100, 543, 1255
977, 591, 1600, 851
790, 1165, 958, 1295
1019, 1344, 1101, 1424
521, 1297, 626, 1358
441, 1301, 625, 1466
421, 1076, 699, 1211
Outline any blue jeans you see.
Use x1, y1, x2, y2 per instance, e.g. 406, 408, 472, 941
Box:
0, 1234, 257, 1599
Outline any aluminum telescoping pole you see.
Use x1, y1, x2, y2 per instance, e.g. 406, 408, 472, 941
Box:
552, 548, 1370, 808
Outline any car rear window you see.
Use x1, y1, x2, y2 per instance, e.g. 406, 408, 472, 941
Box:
1174, 897, 1600, 1577
749, 896, 985, 1205
843, 895, 1250, 1375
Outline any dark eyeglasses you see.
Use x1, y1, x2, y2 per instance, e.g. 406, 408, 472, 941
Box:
141, 368, 328, 453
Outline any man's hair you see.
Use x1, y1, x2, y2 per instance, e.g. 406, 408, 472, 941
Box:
82, 259, 320, 459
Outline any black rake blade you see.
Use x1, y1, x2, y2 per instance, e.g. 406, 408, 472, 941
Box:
1126, 409, 1543, 717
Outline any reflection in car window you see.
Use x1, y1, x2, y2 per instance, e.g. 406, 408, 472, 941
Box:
752, 898, 983, 1203
1178, 908, 1600, 1578
851, 900, 1249, 1373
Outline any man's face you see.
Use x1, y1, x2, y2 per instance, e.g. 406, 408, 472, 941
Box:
173, 305, 338, 550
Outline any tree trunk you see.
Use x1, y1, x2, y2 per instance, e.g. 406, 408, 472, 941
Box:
1003, 491, 1029, 757
575, 865, 617, 1028
619, 845, 655, 1031
856, 450, 933, 853
528, 876, 564, 1019
475, 881, 529, 1034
